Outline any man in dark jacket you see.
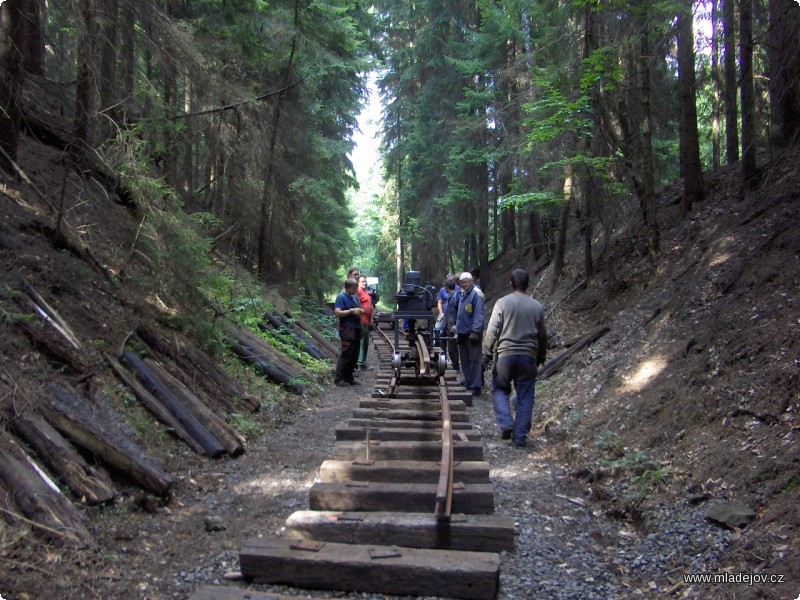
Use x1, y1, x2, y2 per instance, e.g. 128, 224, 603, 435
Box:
455, 271, 485, 399
334, 278, 364, 386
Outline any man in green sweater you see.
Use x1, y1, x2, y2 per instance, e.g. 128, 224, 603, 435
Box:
482, 268, 548, 447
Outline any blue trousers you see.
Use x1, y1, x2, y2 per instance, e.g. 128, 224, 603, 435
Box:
458, 334, 483, 394
490, 355, 538, 444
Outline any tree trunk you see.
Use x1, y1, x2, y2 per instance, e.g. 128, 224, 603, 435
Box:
639, 26, 660, 261
551, 167, 572, 292
119, 352, 227, 458
284, 309, 340, 359
767, 0, 800, 146
144, 358, 245, 457
579, 6, 596, 277
118, 0, 134, 107
739, 0, 758, 184
8, 406, 117, 505
538, 326, 610, 379
258, 0, 299, 278
74, 0, 95, 147
135, 323, 260, 412
98, 0, 118, 122
23, 0, 44, 76
232, 325, 313, 383
527, 211, 547, 261
263, 311, 327, 360
0, 428, 92, 545
41, 382, 175, 496
711, 0, 721, 168
722, 0, 739, 163
181, 80, 195, 204
0, 0, 25, 172
677, 0, 705, 216
106, 354, 210, 456
229, 339, 305, 395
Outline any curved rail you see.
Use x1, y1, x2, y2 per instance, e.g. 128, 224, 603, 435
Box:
374, 323, 454, 519
434, 374, 454, 520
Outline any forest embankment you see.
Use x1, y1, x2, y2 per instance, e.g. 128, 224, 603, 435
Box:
0, 70, 798, 599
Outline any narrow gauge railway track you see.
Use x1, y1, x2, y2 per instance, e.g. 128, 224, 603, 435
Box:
191, 323, 514, 600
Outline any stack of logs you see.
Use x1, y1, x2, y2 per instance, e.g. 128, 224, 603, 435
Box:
0, 280, 339, 547
226, 309, 339, 395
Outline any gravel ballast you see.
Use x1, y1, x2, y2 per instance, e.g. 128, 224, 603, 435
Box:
183, 357, 734, 600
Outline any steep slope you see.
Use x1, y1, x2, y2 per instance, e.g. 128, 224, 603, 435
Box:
480, 150, 800, 595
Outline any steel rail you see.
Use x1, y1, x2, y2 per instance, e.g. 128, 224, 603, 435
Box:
415, 334, 432, 376
373, 322, 454, 519
373, 325, 399, 394
433, 374, 454, 521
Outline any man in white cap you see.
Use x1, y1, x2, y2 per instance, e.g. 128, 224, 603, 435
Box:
455, 271, 485, 400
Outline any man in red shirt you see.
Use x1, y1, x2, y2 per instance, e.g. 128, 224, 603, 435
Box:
356, 274, 374, 371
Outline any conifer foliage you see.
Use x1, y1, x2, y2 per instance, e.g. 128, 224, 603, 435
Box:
1, 0, 797, 296
373, 0, 798, 286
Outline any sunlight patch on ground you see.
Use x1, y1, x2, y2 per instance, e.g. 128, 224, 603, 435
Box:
710, 246, 732, 267
233, 474, 313, 495
621, 356, 668, 392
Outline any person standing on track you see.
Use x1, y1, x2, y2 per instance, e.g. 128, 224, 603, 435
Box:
455, 271, 485, 400
356, 274, 374, 371
334, 277, 365, 386
482, 268, 548, 447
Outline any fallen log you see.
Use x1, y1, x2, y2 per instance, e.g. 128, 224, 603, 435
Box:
178, 335, 262, 412
232, 326, 314, 382
283, 309, 339, 358
106, 354, 208, 456
5, 397, 117, 505
144, 358, 245, 456
15, 317, 88, 373
119, 352, 226, 458
41, 381, 175, 496
229, 340, 305, 395
160, 358, 230, 419
19, 277, 83, 350
135, 323, 260, 413
256, 320, 302, 354
263, 311, 327, 360
0, 428, 92, 545
135, 324, 237, 414
538, 325, 610, 380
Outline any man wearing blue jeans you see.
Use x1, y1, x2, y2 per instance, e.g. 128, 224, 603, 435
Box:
482, 269, 548, 447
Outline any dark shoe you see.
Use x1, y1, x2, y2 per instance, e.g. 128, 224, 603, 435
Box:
335, 381, 349, 387
350, 380, 361, 386
501, 429, 513, 440
359, 365, 373, 371
512, 439, 527, 447
471, 389, 482, 398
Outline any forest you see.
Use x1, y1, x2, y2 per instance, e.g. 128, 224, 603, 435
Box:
1, 1, 800, 598
2, 0, 798, 299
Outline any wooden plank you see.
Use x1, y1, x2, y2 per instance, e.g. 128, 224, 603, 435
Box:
351, 408, 470, 422
332, 439, 483, 462
372, 386, 474, 404
347, 417, 474, 430
372, 387, 449, 395
335, 426, 481, 442
308, 481, 495, 514
188, 585, 312, 599
319, 459, 490, 484
239, 537, 500, 600
360, 398, 465, 412
285, 510, 515, 552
